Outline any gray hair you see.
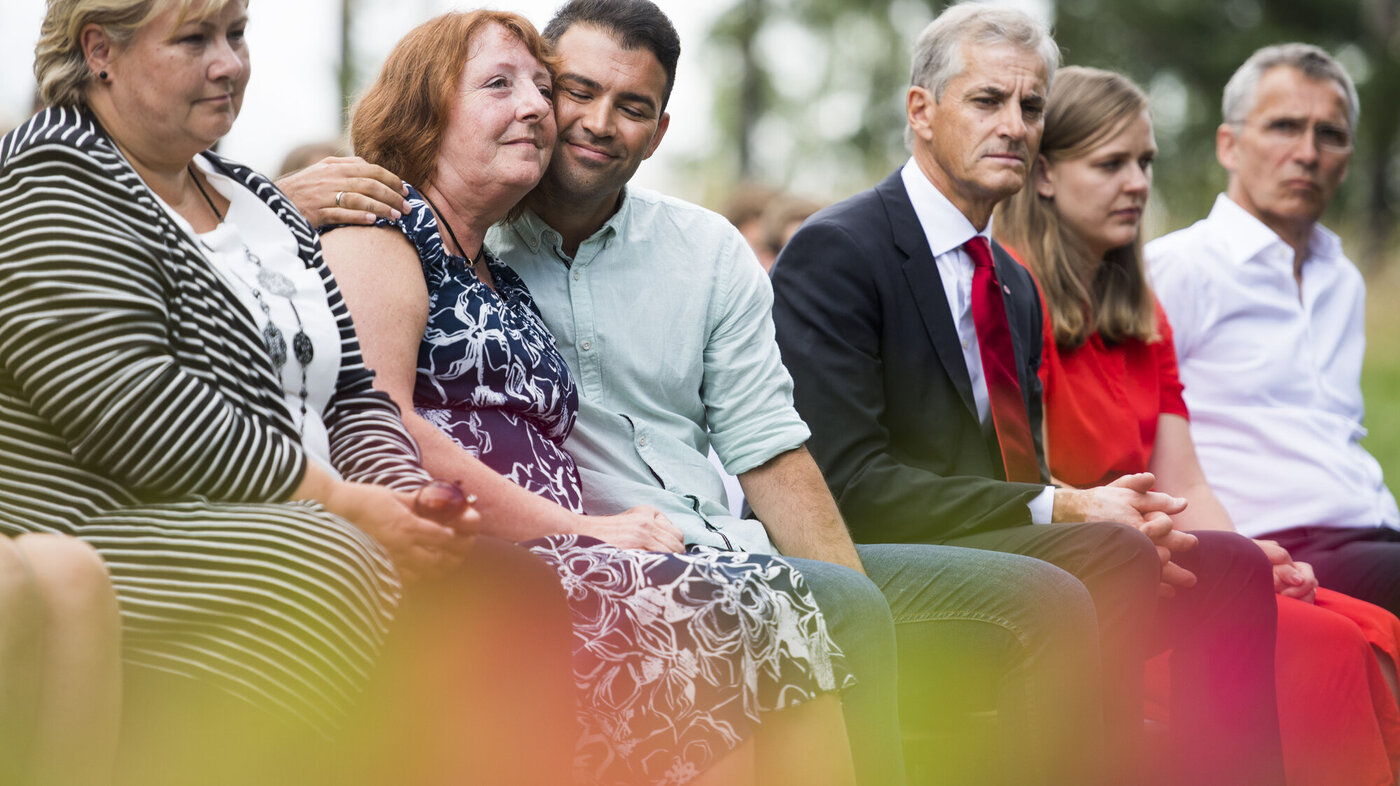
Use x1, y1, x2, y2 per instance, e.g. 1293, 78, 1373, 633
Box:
904, 2, 1060, 148
1222, 42, 1359, 131
34, 0, 235, 108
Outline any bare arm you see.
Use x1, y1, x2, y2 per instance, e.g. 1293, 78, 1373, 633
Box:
320, 227, 682, 550
1149, 414, 1316, 601
1148, 414, 1233, 532
740, 446, 865, 574
275, 156, 411, 228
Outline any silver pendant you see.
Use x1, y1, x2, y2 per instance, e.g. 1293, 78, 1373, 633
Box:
263, 323, 288, 370
257, 266, 296, 298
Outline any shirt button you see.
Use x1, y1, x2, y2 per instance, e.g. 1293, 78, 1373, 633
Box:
638, 435, 648, 447
572, 269, 580, 281
961, 338, 969, 349
581, 340, 592, 351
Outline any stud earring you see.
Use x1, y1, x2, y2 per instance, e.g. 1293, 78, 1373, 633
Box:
98, 70, 108, 80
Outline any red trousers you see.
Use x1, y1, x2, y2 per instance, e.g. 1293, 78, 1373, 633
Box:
1147, 587, 1400, 786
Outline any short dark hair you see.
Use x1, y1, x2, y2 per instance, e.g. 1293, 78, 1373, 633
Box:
543, 0, 680, 111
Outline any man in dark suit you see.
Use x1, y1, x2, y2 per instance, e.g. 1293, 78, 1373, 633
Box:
772, 4, 1286, 783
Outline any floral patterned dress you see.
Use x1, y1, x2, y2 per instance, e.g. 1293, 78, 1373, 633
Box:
377, 189, 850, 785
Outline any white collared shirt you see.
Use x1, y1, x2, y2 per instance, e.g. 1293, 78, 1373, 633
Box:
901, 159, 1055, 522
1147, 193, 1399, 537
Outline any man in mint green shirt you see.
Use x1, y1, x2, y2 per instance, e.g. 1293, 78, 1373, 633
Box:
487, 2, 1119, 783
493, 191, 803, 556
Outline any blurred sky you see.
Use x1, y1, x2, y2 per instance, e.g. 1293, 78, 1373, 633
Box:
0, 1, 723, 196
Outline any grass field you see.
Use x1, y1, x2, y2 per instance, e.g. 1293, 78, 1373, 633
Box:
1363, 267, 1400, 487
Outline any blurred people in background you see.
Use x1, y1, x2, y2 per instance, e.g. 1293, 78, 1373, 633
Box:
723, 184, 823, 273
762, 192, 822, 263
723, 182, 781, 269
277, 138, 347, 177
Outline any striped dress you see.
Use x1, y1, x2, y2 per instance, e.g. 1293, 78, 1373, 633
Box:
0, 107, 428, 732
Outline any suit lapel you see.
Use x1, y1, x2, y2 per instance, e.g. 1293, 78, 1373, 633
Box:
876, 173, 979, 420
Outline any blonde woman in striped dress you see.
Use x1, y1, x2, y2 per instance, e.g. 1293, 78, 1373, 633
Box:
2, 0, 580, 782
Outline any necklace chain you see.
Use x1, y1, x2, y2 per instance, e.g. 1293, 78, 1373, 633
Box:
189, 163, 224, 222
189, 163, 314, 430
420, 192, 485, 270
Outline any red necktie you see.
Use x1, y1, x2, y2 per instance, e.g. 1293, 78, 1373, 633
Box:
964, 236, 1041, 483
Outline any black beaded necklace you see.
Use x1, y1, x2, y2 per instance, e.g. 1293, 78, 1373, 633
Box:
189, 164, 314, 428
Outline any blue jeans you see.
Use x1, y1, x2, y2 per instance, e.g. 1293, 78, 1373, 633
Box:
947, 523, 1285, 785
787, 542, 1104, 786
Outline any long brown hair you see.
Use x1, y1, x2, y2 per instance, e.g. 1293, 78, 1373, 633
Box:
350, 10, 556, 192
996, 66, 1157, 349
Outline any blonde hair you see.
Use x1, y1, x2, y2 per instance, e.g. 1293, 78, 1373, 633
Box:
35, 0, 241, 108
995, 66, 1157, 349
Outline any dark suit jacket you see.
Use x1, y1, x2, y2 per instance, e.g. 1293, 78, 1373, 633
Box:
771, 169, 1050, 545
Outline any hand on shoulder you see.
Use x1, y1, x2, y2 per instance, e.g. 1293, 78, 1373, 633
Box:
276, 156, 411, 229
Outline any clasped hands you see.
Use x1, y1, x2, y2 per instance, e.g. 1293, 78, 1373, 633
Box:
1255, 538, 1318, 604
1055, 472, 1196, 597
316, 478, 478, 587
1055, 473, 1318, 602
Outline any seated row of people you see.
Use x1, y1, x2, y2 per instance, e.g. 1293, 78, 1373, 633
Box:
2, 0, 1396, 785
995, 62, 1400, 786
6, 1, 856, 784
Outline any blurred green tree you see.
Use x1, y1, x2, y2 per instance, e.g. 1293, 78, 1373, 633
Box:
1054, 0, 1400, 262
704, 0, 1400, 265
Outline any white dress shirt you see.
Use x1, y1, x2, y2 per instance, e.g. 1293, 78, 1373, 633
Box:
901, 159, 1055, 522
1147, 193, 1399, 537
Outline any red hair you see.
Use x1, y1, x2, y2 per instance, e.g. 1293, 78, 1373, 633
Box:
351, 11, 556, 191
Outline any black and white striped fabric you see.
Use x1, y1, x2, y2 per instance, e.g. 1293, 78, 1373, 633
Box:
0, 106, 430, 732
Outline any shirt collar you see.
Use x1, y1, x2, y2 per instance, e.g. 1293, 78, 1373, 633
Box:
506, 188, 629, 258
1206, 192, 1343, 268
900, 157, 991, 258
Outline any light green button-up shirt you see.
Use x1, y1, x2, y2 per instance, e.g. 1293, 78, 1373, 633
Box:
487, 186, 810, 553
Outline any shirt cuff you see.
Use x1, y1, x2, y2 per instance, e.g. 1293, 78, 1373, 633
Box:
1029, 486, 1056, 524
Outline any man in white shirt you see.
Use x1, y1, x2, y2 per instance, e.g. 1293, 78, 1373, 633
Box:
1148, 43, 1400, 614
772, 4, 1286, 783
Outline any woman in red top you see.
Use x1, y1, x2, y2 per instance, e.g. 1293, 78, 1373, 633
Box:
996, 65, 1400, 786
